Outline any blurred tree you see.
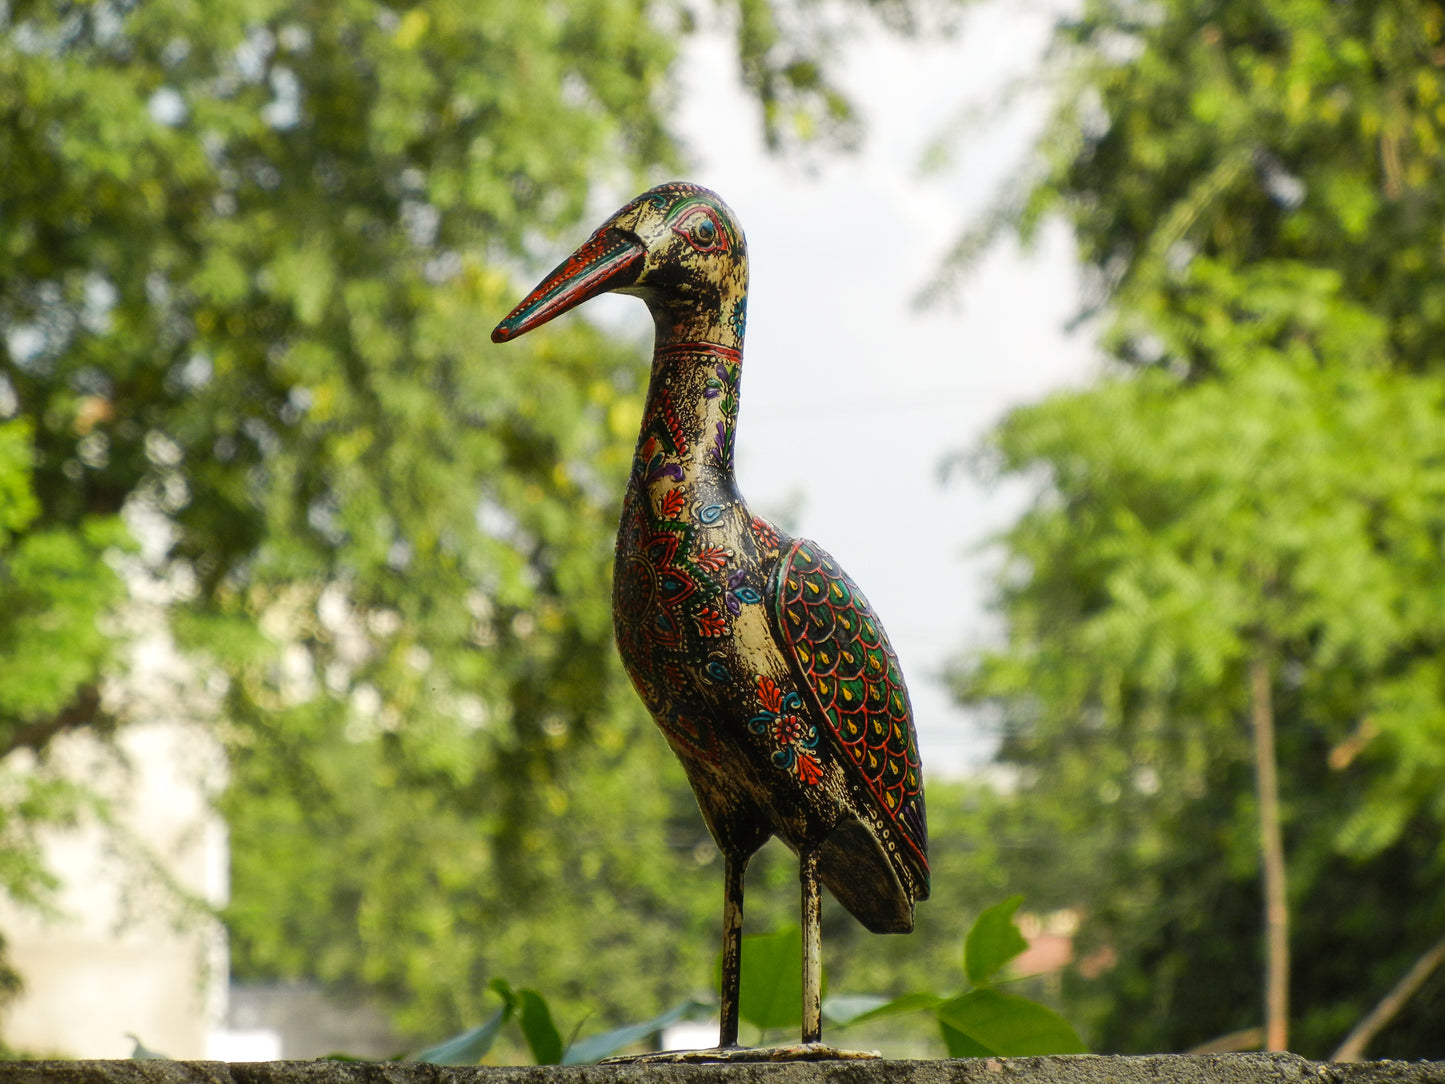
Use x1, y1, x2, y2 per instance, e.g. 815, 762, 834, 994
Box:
0, 415, 120, 1002
948, 0, 1445, 1059
0, 0, 977, 1046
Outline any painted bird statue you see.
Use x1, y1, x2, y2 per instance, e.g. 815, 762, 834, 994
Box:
492, 182, 928, 1058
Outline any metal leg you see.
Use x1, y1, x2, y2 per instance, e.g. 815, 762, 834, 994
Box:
800, 848, 822, 1045
719, 854, 747, 1048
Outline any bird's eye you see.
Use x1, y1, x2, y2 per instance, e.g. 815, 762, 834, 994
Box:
673, 206, 728, 252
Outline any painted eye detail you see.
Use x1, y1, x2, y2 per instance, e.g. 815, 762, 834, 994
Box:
673, 206, 728, 253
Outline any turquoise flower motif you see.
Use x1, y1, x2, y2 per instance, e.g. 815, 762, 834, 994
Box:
728, 297, 747, 340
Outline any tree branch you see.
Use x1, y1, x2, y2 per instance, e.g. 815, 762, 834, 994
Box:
0, 685, 104, 760
1250, 654, 1289, 1051
1332, 930, 1445, 1061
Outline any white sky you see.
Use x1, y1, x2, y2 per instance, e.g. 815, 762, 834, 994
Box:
583, 0, 1099, 775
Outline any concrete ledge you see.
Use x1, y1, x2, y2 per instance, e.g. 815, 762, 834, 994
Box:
2, 1055, 1443, 1084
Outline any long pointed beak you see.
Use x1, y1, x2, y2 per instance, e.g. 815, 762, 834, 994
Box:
491, 227, 645, 343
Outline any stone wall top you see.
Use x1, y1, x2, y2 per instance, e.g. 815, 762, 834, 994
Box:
4, 1054, 1444, 1084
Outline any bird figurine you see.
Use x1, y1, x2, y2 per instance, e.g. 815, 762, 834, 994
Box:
492, 182, 928, 1058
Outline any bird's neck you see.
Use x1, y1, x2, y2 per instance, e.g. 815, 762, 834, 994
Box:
643, 278, 747, 356
633, 338, 744, 488
624, 275, 748, 479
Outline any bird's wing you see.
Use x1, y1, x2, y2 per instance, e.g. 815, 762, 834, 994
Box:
769, 538, 928, 874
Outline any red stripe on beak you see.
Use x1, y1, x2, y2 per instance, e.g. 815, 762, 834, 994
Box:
492, 228, 645, 343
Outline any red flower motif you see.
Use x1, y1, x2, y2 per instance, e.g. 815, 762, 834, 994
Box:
756, 675, 784, 713
695, 607, 728, 637
694, 545, 731, 572
795, 752, 824, 786
774, 713, 806, 746
660, 488, 686, 519
749, 675, 824, 786
662, 662, 690, 692
750, 517, 780, 550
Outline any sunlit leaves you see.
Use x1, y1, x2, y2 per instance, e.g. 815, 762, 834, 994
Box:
827, 896, 1085, 1057
952, 0, 1445, 1057
937, 990, 1086, 1058
0, 0, 678, 1040
964, 895, 1029, 986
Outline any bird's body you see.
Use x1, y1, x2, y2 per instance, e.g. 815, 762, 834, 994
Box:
493, 183, 927, 1055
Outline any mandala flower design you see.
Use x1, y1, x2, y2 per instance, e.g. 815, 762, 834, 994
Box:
615, 519, 703, 658
749, 675, 823, 785
749, 516, 780, 551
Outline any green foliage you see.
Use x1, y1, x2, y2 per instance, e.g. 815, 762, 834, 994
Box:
411, 982, 703, 1065
964, 895, 1029, 986
0, 0, 945, 1045
0, 416, 125, 730
831, 897, 1085, 1057
408, 899, 1082, 1063
0, 414, 123, 948
733, 925, 812, 1034
948, 0, 1445, 1059
412, 984, 709, 1065
561, 999, 711, 1064
936, 991, 1085, 1059
514, 984, 564, 1066
411, 1008, 512, 1067
418, 978, 564, 1067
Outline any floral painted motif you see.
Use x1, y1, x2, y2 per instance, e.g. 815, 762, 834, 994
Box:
615, 524, 706, 655
728, 297, 747, 342
725, 568, 762, 615
704, 358, 740, 470
636, 434, 683, 486
696, 606, 729, 637
694, 545, 731, 572
749, 676, 824, 786
749, 516, 780, 552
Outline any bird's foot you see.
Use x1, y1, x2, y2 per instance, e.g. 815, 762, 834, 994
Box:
600, 1043, 881, 1064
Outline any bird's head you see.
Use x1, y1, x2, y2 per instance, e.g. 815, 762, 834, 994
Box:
492, 182, 748, 348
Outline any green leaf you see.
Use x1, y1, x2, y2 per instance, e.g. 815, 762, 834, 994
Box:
964, 895, 1029, 985
938, 1021, 994, 1058
826, 991, 942, 1028
934, 989, 1086, 1057
411, 1005, 512, 1065
489, 976, 518, 1007
727, 926, 811, 1033
563, 998, 710, 1063
517, 988, 564, 1065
